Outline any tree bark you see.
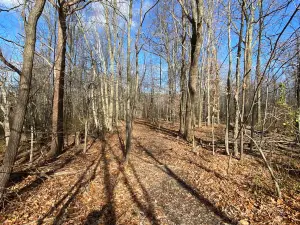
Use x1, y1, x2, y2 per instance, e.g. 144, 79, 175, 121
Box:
0, 0, 46, 200
251, 0, 263, 151
296, 33, 300, 141
0, 84, 11, 147
225, 0, 232, 156
125, 0, 133, 163
48, 5, 67, 158
180, 13, 187, 135
183, 0, 203, 143
233, 6, 244, 157
257, 0, 263, 126
241, 0, 254, 159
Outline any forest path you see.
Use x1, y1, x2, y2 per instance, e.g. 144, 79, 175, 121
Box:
1, 120, 299, 224
0, 121, 233, 225
121, 120, 229, 225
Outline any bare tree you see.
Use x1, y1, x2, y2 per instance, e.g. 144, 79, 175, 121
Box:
225, 0, 232, 156
0, 0, 46, 200
47, 0, 93, 158
179, 0, 204, 143
233, 3, 244, 157
125, 0, 133, 162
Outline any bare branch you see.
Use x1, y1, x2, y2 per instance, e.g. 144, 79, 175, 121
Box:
0, 50, 22, 76
68, 0, 94, 15
48, 0, 59, 9
0, 3, 23, 13
140, 0, 160, 27
0, 36, 23, 48
177, 0, 192, 23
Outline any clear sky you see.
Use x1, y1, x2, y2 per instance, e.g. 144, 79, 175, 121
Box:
0, 0, 300, 91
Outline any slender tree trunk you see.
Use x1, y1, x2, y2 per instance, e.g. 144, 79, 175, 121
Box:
206, 22, 212, 126
0, 0, 46, 200
296, 33, 300, 141
104, 6, 115, 132
125, 0, 133, 163
257, 0, 263, 126
207, 70, 211, 126
30, 125, 34, 164
180, 14, 187, 135
198, 68, 203, 127
251, 0, 263, 151
0, 85, 11, 147
244, 0, 254, 119
225, 0, 232, 156
83, 120, 88, 153
233, 7, 244, 157
49, 7, 67, 158
241, 0, 254, 159
91, 64, 99, 131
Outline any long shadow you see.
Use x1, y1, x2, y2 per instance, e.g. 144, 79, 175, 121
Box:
84, 140, 117, 225
136, 141, 233, 224
6, 142, 77, 188
177, 156, 228, 181
120, 164, 160, 225
107, 132, 161, 224
52, 153, 102, 224
136, 120, 230, 156
109, 139, 161, 225
85, 137, 97, 152
37, 151, 102, 225
135, 120, 181, 139
129, 161, 160, 225
116, 127, 126, 157
84, 204, 110, 225
3, 146, 85, 209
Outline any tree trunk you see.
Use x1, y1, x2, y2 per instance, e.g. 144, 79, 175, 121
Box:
0, 0, 46, 200
241, 0, 254, 159
198, 68, 203, 127
83, 120, 88, 153
251, 0, 264, 151
180, 14, 187, 135
257, 0, 263, 127
243, 0, 254, 119
225, 0, 231, 156
0, 85, 11, 147
104, 5, 115, 132
91, 63, 99, 131
233, 7, 244, 157
296, 33, 300, 141
184, 1, 203, 143
49, 7, 67, 158
125, 0, 133, 163
30, 125, 34, 164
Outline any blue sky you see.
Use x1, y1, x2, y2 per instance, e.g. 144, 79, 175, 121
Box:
0, 0, 299, 91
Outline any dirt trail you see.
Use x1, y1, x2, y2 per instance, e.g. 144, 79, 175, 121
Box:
0, 121, 230, 225
127, 122, 228, 225
2, 120, 299, 224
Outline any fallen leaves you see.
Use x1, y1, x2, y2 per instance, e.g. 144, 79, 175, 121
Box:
0, 121, 299, 224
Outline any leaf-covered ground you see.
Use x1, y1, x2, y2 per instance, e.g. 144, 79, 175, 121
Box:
0, 120, 299, 224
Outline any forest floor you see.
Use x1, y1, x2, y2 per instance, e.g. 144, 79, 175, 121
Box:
0, 120, 299, 225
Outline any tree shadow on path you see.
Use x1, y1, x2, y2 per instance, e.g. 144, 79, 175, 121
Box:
37, 145, 101, 224
84, 140, 117, 225
135, 140, 233, 224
